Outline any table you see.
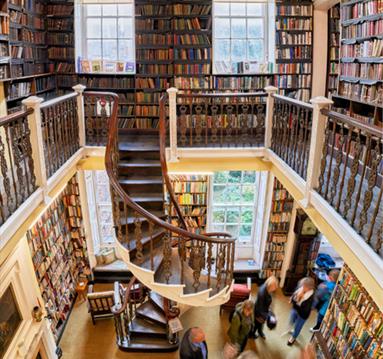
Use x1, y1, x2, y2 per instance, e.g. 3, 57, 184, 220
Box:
75, 280, 88, 302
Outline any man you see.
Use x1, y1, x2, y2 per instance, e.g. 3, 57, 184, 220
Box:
251, 276, 279, 339
179, 327, 208, 359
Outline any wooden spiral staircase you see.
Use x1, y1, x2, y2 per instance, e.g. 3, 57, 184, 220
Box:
102, 91, 236, 308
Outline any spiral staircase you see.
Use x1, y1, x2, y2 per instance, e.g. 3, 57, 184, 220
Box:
104, 93, 236, 308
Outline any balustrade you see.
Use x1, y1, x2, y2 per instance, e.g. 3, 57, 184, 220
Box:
316, 109, 383, 258
0, 109, 36, 225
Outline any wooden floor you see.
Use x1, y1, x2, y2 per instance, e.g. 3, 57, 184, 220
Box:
60, 284, 316, 359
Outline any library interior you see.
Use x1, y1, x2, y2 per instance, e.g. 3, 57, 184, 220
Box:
0, 0, 382, 358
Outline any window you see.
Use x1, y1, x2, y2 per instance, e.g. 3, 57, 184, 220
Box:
213, 1, 273, 74
210, 171, 265, 245
75, 1, 135, 74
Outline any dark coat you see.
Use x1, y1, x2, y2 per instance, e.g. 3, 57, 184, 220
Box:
292, 291, 314, 320
254, 283, 272, 322
179, 329, 208, 359
227, 303, 253, 347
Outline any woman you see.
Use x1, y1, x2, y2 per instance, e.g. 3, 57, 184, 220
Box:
227, 299, 254, 354
287, 277, 315, 346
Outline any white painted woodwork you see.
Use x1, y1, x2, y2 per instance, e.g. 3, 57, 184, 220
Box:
167, 87, 179, 162
73, 84, 87, 147
264, 86, 278, 148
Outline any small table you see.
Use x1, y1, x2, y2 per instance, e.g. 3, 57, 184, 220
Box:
75, 280, 88, 302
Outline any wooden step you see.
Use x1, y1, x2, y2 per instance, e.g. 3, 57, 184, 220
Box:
118, 142, 160, 152
119, 176, 163, 185
129, 317, 167, 338
118, 336, 178, 352
129, 193, 164, 203
118, 128, 159, 136
119, 211, 166, 225
118, 160, 161, 168
149, 291, 166, 313
136, 300, 167, 327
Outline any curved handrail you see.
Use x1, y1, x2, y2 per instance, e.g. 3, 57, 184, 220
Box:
111, 276, 138, 315
105, 92, 236, 245
272, 93, 313, 111
0, 108, 33, 126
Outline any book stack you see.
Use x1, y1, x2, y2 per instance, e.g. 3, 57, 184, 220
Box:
327, 4, 340, 97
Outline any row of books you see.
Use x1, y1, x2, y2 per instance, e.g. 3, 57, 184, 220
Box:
135, 105, 158, 116
0, 65, 9, 79
276, 32, 312, 45
271, 200, 293, 213
0, 16, 9, 35
341, 39, 383, 58
174, 33, 211, 46
275, 19, 312, 31
170, 207, 206, 217
11, 45, 46, 60
47, 33, 73, 46
214, 76, 272, 90
47, 18, 73, 31
280, 88, 311, 102
174, 63, 210, 74
174, 48, 211, 60
78, 76, 134, 88
329, 47, 339, 61
276, 5, 312, 16
268, 222, 291, 232
135, 4, 172, 16
338, 82, 382, 105
173, 4, 211, 16
137, 64, 173, 74
46, 4, 73, 16
177, 193, 206, 205
7, 81, 31, 100
11, 28, 46, 44
174, 76, 212, 89
183, 216, 206, 228
340, 0, 383, 20
137, 49, 172, 60
277, 63, 312, 74
276, 74, 311, 88
36, 76, 55, 92
135, 92, 160, 103
48, 47, 75, 59
172, 18, 210, 31
265, 242, 286, 252
136, 77, 170, 89
332, 106, 375, 125
341, 19, 383, 40
263, 251, 284, 263
270, 212, 292, 224
340, 63, 382, 80
329, 33, 340, 47
172, 181, 207, 193
328, 76, 339, 91
276, 46, 312, 60
268, 234, 287, 244
136, 19, 171, 32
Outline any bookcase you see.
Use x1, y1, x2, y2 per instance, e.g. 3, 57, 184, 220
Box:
26, 174, 88, 342
0, 0, 57, 112
169, 175, 208, 235
332, 0, 382, 127
314, 265, 383, 359
275, 0, 313, 102
326, 4, 340, 98
260, 178, 294, 280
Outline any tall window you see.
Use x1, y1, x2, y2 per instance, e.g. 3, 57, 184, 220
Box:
75, 1, 135, 74
213, 1, 271, 74
210, 171, 265, 245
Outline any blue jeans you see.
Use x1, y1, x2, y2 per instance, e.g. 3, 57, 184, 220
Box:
290, 309, 307, 339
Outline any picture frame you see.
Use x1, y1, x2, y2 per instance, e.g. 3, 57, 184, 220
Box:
0, 285, 22, 359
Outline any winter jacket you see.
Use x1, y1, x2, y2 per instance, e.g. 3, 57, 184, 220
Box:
253, 283, 272, 322
291, 289, 314, 320
227, 302, 253, 347
179, 329, 208, 359
315, 281, 336, 316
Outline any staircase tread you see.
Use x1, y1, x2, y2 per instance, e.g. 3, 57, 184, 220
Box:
119, 176, 163, 184
119, 160, 161, 168
132, 244, 164, 272
118, 142, 160, 151
129, 317, 167, 336
122, 336, 178, 351
130, 194, 164, 202
119, 211, 166, 224
149, 292, 166, 313
136, 300, 167, 327
123, 228, 166, 252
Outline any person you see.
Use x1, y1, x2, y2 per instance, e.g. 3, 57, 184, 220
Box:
179, 327, 208, 359
227, 299, 254, 353
237, 350, 259, 359
287, 277, 315, 346
251, 276, 279, 339
310, 269, 339, 332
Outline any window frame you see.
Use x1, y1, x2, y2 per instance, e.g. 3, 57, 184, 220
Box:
212, 0, 270, 75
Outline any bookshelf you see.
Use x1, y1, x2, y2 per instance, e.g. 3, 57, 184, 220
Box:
275, 0, 313, 102
169, 175, 208, 235
326, 4, 340, 98
260, 178, 294, 280
331, 0, 383, 127
26, 175, 88, 343
315, 265, 383, 359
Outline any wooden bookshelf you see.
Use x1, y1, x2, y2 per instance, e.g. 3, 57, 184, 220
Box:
169, 175, 208, 235
275, 0, 313, 102
316, 264, 383, 359
26, 174, 88, 343
260, 178, 293, 280
326, 4, 340, 98
332, 0, 383, 127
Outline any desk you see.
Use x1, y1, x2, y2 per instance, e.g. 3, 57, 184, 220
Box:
75, 280, 88, 302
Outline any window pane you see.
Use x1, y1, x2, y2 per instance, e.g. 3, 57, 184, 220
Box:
224, 185, 241, 203
215, 18, 230, 38
248, 40, 264, 61
213, 185, 225, 203
243, 171, 256, 183
214, 39, 230, 61
118, 18, 133, 38
214, 172, 228, 184
87, 18, 101, 38
231, 40, 246, 61
226, 225, 239, 238
118, 39, 134, 61
87, 40, 101, 59
118, 4, 132, 16
103, 18, 117, 38
231, 18, 246, 38
241, 209, 253, 223
240, 225, 252, 238
228, 171, 241, 183
213, 224, 225, 232
103, 4, 117, 16
248, 18, 264, 38
86, 4, 101, 16
231, 3, 245, 16
226, 207, 240, 223
214, 2, 229, 16
213, 207, 225, 223
247, 3, 264, 16
102, 39, 117, 60
242, 185, 255, 203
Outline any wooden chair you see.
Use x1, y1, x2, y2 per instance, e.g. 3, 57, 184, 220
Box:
220, 278, 251, 314
87, 284, 115, 324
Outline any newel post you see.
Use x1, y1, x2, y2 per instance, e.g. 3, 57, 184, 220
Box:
302, 96, 333, 208
73, 84, 87, 147
264, 86, 278, 149
22, 96, 48, 199
167, 87, 179, 162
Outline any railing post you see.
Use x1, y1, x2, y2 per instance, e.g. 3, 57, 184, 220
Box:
72, 84, 87, 147
264, 86, 278, 149
22, 96, 49, 201
302, 96, 333, 208
167, 87, 179, 162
